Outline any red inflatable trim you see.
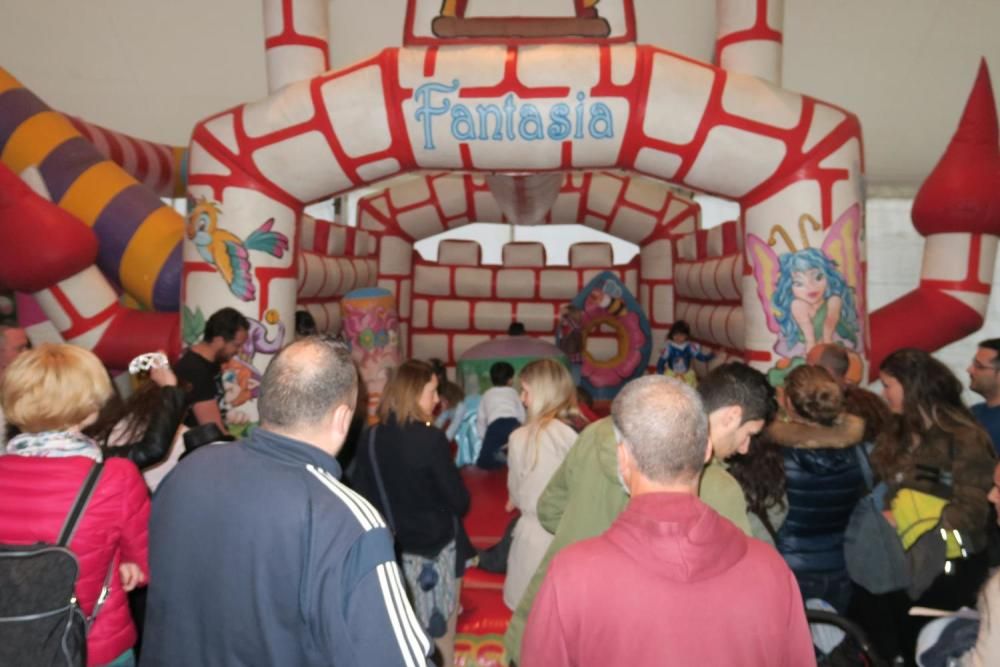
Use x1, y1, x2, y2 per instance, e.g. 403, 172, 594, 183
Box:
912, 60, 1000, 238
869, 288, 982, 376
0, 163, 97, 292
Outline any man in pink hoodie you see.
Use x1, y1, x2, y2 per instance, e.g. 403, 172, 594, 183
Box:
521, 375, 816, 667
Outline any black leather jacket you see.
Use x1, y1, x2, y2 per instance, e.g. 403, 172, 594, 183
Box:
102, 386, 187, 470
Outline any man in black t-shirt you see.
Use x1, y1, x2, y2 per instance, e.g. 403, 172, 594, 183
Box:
175, 307, 249, 430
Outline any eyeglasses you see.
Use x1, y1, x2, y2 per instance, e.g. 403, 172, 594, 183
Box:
972, 361, 1000, 372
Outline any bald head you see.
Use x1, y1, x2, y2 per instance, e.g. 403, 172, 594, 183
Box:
0, 326, 28, 375
612, 375, 708, 485
258, 337, 358, 432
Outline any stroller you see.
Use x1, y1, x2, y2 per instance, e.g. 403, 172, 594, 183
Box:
807, 606, 888, 667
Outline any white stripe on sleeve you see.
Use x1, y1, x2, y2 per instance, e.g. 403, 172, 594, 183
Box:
306, 465, 383, 531
387, 562, 430, 655
376, 562, 428, 667
332, 472, 388, 529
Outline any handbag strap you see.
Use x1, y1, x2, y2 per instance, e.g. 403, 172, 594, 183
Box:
853, 443, 875, 493
57, 461, 104, 547
86, 558, 117, 630
55, 461, 116, 630
366, 426, 397, 535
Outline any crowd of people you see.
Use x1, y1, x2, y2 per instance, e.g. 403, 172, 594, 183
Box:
2, 314, 1000, 666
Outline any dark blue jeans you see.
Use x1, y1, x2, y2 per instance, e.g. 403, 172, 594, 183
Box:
477, 417, 520, 470
795, 569, 853, 614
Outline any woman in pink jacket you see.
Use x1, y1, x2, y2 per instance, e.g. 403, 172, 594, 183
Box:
0, 344, 150, 667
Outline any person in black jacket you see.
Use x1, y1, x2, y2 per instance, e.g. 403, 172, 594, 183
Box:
350, 359, 472, 667
769, 364, 866, 614
84, 360, 201, 658
87, 364, 188, 470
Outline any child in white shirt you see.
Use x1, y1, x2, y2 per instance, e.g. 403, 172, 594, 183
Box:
476, 361, 525, 469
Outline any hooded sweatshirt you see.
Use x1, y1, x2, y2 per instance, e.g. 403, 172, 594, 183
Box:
521, 493, 816, 667
504, 417, 754, 662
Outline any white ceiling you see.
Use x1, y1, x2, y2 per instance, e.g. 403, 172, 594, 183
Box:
1, 0, 996, 190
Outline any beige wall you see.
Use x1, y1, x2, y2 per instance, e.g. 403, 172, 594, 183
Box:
1, 1, 997, 188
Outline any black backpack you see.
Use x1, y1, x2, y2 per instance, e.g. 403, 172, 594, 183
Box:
0, 461, 114, 667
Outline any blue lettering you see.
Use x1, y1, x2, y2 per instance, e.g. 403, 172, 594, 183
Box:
589, 102, 614, 139
414, 80, 458, 150
413, 82, 617, 148
451, 104, 476, 141
547, 103, 572, 140
573, 92, 586, 139
476, 104, 504, 140
503, 94, 516, 141
518, 104, 545, 140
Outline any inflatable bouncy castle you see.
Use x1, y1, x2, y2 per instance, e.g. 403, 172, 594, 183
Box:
2, 0, 998, 405
2, 0, 1000, 664
2, 0, 997, 413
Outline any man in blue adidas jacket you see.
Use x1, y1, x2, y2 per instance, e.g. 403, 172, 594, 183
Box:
142, 337, 431, 667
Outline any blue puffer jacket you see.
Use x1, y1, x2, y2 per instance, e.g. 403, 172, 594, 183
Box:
771, 415, 867, 574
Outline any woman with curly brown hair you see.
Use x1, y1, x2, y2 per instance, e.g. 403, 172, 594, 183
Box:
868, 348, 996, 663
874, 350, 996, 561
726, 433, 787, 547
767, 364, 866, 614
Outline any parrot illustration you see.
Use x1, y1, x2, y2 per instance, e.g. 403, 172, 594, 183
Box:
186, 198, 289, 301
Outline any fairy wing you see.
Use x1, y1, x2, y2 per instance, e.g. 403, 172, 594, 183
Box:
821, 203, 863, 294
745, 233, 781, 334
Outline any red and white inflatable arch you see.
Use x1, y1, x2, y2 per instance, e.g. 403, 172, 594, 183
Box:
184, 0, 866, 392
2, 0, 996, 394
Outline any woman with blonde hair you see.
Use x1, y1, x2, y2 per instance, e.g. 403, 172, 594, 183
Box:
504, 358, 587, 611
0, 344, 150, 667
349, 359, 472, 666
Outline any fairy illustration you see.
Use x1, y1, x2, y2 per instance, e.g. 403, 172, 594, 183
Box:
747, 204, 864, 360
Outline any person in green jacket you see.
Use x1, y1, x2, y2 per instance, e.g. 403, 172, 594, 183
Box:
504, 363, 776, 664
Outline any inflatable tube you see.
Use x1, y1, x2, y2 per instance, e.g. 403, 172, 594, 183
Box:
298, 251, 377, 300
0, 162, 179, 368
67, 116, 187, 199
715, 0, 784, 84
0, 68, 183, 310
263, 0, 330, 94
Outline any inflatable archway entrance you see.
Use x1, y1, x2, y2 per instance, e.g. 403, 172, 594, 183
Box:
183, 7, 865, 404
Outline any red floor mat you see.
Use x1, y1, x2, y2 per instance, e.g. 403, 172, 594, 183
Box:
460, 467, 515, 549
457, 467, 514, 665
463, 566, 505, 591
456, 587, 511, 667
